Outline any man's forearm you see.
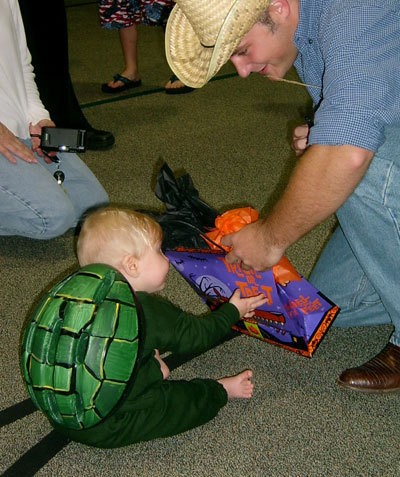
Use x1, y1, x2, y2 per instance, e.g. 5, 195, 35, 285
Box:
264, 144, 374, 249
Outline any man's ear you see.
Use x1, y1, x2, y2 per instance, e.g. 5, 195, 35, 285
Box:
121, 254, 140, 278
269, 0, 291, 19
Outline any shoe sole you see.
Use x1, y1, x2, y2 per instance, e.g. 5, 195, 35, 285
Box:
165, 87, 194, 95
101, 80, 142, 94
336, 379, 400, 393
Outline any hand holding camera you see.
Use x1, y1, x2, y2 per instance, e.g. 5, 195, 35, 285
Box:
30, 126, 87, 185
39, 127, 87, 153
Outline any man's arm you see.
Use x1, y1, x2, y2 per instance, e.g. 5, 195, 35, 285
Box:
222, 143, 374, 270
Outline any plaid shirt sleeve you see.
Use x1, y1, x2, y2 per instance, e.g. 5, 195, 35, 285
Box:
295, 0, 400, 152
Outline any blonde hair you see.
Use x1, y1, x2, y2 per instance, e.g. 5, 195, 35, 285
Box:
77, 207, 163, 269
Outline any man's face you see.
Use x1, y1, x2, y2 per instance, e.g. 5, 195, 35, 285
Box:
230, 21, 298, 80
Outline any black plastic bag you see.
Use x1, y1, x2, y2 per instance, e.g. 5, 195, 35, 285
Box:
152, 163, 219, 250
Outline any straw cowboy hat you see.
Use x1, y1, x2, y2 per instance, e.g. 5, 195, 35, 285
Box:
165, 0, 271, 88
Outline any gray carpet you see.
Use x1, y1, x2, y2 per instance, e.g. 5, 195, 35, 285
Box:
1, 2, 399, 476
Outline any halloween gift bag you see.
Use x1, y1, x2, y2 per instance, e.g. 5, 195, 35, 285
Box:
165, 206, 339, 357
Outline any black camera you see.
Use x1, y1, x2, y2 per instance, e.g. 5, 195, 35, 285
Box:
40, 127, 87, 153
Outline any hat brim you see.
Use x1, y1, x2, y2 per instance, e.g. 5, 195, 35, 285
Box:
165, 0, 271, 88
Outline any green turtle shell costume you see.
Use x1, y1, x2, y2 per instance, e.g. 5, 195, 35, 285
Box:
20, 263, 143, 430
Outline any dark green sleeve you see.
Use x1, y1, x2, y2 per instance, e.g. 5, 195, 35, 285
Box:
137, 292, 240, 355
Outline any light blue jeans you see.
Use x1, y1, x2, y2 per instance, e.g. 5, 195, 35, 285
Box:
0, 139, 109, 239
310, 126, 400, 347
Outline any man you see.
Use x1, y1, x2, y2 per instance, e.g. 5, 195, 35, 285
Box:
164, 0, 400, 392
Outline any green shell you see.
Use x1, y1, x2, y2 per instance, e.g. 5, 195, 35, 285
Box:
20, 264, 142, 430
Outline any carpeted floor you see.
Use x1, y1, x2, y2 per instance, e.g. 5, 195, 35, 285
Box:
1, 2, 399, 476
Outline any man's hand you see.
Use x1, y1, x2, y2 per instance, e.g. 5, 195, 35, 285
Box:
0, 122, 37, 164
292, 123, 310, 156
221, 220, 286, 271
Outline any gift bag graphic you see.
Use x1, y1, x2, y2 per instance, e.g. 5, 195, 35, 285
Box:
166, 250, 339, 357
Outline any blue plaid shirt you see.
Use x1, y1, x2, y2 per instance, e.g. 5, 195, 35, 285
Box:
294, 0, 400, 152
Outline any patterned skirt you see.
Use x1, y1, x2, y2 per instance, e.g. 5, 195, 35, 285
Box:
99, 0, 174, 28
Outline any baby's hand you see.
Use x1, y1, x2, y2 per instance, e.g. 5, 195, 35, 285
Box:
229, 289, 269, 318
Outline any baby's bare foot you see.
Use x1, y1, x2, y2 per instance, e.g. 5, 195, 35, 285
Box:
218, 370, 254, 399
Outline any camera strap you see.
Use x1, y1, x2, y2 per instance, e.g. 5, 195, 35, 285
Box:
43, 151, 65, 185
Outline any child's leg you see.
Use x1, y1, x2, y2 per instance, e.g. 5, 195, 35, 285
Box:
218, 370, 254, 399
118, 25, 140, 80
154, 349, 170, 380
60, 378, 230, 447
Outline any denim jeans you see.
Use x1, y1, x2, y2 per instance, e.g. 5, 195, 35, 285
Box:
0, 139, 109, 239
310, 126, 400, 347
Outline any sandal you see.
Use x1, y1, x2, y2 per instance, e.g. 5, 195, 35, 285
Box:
165, 74, 194, 95
101, 74, 142, 94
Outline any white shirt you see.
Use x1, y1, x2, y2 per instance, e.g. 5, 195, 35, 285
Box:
0, 0, 50, 139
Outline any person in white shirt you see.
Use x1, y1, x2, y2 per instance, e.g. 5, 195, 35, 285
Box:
0, 0, 108, 239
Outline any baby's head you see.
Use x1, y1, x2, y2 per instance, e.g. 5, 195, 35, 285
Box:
78, 207, 168, 292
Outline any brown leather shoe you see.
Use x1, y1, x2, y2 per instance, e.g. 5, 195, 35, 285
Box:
337, 343, 400, 393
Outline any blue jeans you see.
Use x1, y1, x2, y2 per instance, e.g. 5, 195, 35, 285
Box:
310, 126, 400, 347
0, 139, 109, 239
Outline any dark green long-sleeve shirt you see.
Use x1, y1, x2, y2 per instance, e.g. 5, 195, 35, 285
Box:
56, 292, 240, 447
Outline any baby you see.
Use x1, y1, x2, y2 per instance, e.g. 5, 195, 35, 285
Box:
58, 206, 267, 448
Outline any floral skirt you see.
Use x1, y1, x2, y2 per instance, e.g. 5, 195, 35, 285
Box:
99, 0, 174, 28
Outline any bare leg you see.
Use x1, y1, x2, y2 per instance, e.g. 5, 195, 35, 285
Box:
155, 349, 170, 380
106, 24, 140, 88
218, 370, 254, 399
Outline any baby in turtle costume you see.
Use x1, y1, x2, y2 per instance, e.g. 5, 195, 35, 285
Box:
59, 206, 267, 447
